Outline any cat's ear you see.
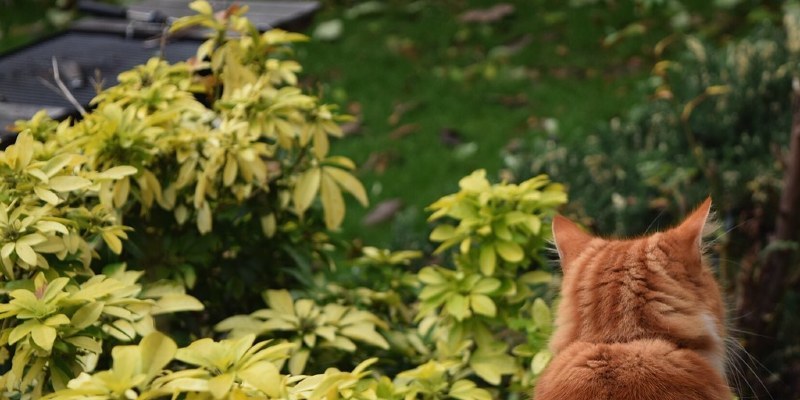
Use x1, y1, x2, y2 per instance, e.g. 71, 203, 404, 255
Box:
673, 197, 713, 258
552, 214, 593, 271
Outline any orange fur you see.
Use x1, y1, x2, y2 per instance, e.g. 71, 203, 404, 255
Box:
535, 198, 733, 399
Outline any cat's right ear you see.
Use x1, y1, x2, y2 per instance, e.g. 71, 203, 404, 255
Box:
552, 215, 593, 272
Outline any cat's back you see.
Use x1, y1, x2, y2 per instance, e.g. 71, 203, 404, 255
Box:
535, 199, 734, 399
534, 339, 731, 400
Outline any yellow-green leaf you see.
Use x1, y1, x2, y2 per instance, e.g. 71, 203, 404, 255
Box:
325, 167, 368, 206
208, 372, 235, 399
99, 166, 138, 180
532, 298, 552, 330
430, 225, 456, 242
189, 0, 213, 14
479, 244, 496, 276
151, 294, 204, 314
470, 294, 496, 317
265, 290, 295, 316
293, 168, 321, 215
239, 361, 281, 397
223, 153, 238, 187
71, 302, 105, 329
140, 332, 178, 381
34, 187, 60, 205
197, 201, 212, 234
445, 294, 470, 321
471, 278, 501, 294
520, 270, 552, 285
289, 348, 310, 375
340, 323, 389, 349
15, 241, 37, 266
320, 173, 344, 229
495, 240, 524, 263
49, 176, 92, 192
418, 267, 446, 285
101, 230, 124, 254
531, 349, 552, 374
30, 324, 57, 352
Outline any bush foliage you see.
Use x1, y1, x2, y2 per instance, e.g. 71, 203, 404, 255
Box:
2, 2, 567, 398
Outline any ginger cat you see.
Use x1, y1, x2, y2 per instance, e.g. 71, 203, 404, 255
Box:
534, 198, 733, 400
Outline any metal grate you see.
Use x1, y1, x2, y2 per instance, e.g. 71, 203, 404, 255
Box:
0, 32, 198, 109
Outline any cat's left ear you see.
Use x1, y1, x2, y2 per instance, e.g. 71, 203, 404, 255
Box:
673, 197, 713, 258
552, 214, 593, 272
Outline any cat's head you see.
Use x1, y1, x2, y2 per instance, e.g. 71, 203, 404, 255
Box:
549, 197, 726, 373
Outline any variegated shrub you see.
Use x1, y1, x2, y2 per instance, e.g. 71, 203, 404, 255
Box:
5, 1, 567, 399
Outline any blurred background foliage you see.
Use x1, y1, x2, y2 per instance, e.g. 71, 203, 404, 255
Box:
2, 0, 800, 398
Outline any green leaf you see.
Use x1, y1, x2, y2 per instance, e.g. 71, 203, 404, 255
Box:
520, 270, 552, 285
71, 302, 105, 329
449, 379, 492, 400
469, 346, 517, 385
430, 224, 456, 242
189, 0, 213, 14
495, 240, 524, 263
479, 244, 496, 276
445, 294, 470, 321
471, 278, 501, 294
470, 294, 496, 317
418, 266, 446, 285
532, 298, 552, 330
30, 324, 57, 352
531, 349, 553, 374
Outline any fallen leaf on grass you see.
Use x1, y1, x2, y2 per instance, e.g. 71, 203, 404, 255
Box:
313, 19, 343, 41
440, 128, 464, 148
492, 93, 528, 108
362, 198, 404, 226
453, 142, 478, 160
389, 123, 420, 140
361, 151, 398, 174
388, 101, 421, 126
344, 1, 386, 19
341, 102, 363, 136
488, 34, 532, 58
459, 3, 515, 23
386, 36, 419, 60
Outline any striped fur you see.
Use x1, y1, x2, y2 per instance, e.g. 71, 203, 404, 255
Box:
535, 198, 732, 400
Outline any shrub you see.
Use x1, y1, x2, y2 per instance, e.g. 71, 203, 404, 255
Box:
504, 4, 800, 398
3, 1, 567, 399
505, 13, 794, 236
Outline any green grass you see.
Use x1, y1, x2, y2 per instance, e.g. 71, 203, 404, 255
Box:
0, 0, 742, 249
297, 0, 675, 248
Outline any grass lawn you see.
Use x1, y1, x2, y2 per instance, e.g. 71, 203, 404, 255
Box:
297, 0, 685, 249
1, 0, 735, 249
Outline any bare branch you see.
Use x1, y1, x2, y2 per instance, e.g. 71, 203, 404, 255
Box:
45, 57, 87, 116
